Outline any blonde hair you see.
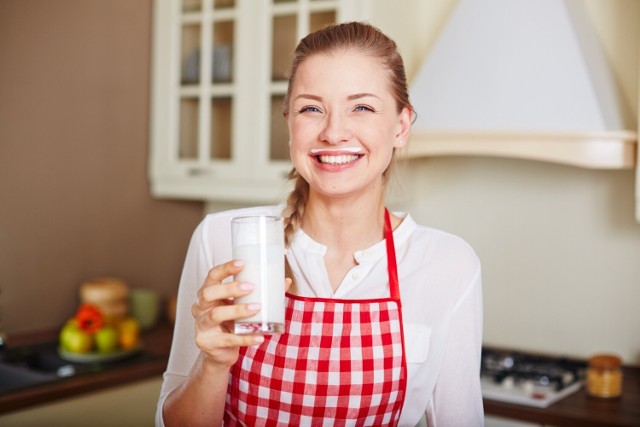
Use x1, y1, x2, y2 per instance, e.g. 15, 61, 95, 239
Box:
282, 21, 414, 248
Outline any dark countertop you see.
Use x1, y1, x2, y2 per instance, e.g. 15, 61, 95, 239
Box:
0, 323, 173, 415
484, 364, 640, 427
1, 327, 639, 426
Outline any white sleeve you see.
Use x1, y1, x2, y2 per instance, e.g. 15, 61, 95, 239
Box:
427, 267, 484, 427
155, 217, 225, 427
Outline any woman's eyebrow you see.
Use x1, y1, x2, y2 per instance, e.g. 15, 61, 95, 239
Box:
294, 94, 322, 102
293, 93, 381, 102
347, 93, 380, 101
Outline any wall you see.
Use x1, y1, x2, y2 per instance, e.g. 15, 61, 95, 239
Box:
0, 0, 204, 336
399, 157, 640, 363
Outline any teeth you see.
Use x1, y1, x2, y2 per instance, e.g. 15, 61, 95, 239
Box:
318, 154, 359, 165
311, 147, 362, 154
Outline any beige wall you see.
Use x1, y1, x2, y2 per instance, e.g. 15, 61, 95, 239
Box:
0, 0, 204, 336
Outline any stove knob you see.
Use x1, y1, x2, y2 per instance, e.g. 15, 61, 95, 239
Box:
523, 380, 536, 394
501, 376, 515, 389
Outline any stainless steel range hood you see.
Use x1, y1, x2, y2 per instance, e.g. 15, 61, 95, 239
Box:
406, 0, 637, 170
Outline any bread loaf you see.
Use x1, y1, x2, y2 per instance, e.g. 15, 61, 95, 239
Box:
80, 277, 129, 324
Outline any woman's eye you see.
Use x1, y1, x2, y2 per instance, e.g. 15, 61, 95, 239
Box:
354, 105, 374, 112
298, 106, 322, 114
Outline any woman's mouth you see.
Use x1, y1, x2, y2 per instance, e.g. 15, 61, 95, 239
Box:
311, 148, 364, 166
317, 154, 361, 165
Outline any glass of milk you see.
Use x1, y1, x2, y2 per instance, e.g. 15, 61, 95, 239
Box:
231, 215, 285, 334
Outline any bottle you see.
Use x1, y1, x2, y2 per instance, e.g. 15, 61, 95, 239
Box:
587, 354, 623, 398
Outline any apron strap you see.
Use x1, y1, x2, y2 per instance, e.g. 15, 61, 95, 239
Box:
384, 208, 401, 301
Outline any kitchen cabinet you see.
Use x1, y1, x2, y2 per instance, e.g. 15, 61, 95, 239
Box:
0, 377, 162, 427
149, 0, 371, 203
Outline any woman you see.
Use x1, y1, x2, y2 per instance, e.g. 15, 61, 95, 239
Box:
157, 22, 483, 427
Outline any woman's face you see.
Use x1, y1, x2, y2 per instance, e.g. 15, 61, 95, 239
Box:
287, 50, 411, 200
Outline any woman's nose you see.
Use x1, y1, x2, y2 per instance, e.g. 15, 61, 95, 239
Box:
319, 112, 351, 145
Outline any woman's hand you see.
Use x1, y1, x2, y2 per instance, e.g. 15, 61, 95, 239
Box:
191, 260, 291, 368
191, 260, 265, 367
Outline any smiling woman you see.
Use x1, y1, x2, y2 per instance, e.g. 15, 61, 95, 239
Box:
158, 22, 483, 427
285, 49, 411, 202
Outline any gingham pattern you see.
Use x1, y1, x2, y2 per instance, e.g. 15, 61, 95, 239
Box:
225, 296, 406, 427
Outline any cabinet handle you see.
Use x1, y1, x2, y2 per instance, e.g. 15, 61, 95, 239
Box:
187, 167, 214, 176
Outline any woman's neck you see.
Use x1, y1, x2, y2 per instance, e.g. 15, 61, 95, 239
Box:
302, 193, 387, 252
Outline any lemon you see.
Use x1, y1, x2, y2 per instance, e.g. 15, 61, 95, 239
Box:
118, 317, 140, 350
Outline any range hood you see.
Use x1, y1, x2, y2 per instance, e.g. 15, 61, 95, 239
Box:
406, 0, 637, 170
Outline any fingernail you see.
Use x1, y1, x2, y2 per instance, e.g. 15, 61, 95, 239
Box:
247, 303, 261, 311
254, 336, 264, 344
233, 260, 244, 267
239, 282, 254, 291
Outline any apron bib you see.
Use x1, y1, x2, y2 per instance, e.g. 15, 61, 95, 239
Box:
225, 209, 407, 426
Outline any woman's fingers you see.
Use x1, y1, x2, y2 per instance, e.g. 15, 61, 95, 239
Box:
198, 329, 265, 350
207, 302, 261, 325
194, 260, 248, 306
197, 280, 254, 307
203, 259, 244, 287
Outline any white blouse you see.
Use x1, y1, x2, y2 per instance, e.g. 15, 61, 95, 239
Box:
156, 205, 484, 427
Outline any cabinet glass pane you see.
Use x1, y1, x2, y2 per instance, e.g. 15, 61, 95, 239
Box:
182, 0, 202, 12
179, 98, 199, 159
181, 24, 202, 84
272, 15, 297, 81
214, 0, 235, 8
270, 95, 289, 161
211, 97, 232, 159
212, 21, 234, 83
310, 11, 335, 32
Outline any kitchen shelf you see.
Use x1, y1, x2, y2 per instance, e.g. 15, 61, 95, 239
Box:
404, 130, 637, 169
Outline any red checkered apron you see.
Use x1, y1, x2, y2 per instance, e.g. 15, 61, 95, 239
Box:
224, 209, 407, 426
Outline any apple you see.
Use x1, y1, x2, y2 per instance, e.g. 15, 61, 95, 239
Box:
95, 326, 119, 353
60, 322, 93, 353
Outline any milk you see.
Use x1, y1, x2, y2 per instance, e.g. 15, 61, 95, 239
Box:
233, 243, 285, 329
231, 215, 285, 334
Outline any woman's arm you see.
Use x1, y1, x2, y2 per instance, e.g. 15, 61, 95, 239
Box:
160, 260, 265, 427
162, 352, 232, 426
429, 267, 484, 426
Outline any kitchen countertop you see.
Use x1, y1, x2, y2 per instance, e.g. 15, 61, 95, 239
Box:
0, 323, 173, 415
485, 363, 640, 427
1, 326, 638, 426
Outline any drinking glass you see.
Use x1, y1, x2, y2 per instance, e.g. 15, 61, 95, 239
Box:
231, 215, 285, 334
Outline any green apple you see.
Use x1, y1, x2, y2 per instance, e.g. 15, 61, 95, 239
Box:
60, 322, 93, 353
95, 326, 118, 353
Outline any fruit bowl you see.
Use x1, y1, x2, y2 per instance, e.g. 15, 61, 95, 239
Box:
57, 344, 142, 364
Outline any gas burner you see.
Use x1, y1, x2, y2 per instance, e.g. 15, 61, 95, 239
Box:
481, 348, 587, 408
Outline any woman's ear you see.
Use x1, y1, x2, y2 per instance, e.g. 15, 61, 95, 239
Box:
393, 107, 412, 148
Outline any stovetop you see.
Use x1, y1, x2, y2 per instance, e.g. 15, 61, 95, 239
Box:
481, 347, 587, 408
